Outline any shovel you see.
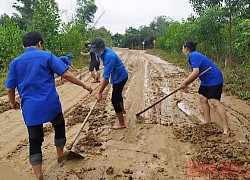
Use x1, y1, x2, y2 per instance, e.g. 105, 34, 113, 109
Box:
58, 100, 98, 163
136, 67, 212, 116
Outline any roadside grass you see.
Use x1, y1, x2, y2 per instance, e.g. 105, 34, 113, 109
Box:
146, 49, 250, 101
0, 71, 8, 96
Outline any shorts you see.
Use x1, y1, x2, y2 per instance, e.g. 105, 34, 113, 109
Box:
198, 83, 223, 101
89, 61, 100, 71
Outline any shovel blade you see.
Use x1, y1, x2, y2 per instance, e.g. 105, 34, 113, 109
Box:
58, 151, 84, 163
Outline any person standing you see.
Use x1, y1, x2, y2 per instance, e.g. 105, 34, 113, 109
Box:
80, 41, 100, 83
180, 40, 229, 134
90, 38, 128, 129
5, 31, 92, 179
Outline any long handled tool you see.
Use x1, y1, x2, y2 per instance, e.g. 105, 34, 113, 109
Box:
58, 100, 98, 162
135, 67, 212, 116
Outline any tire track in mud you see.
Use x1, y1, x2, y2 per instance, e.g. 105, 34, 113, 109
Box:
139, 53, 194, 127
146, 54, 250, 178
47, 50, 191, 180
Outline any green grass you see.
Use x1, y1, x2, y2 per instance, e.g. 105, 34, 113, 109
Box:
146, 49, 250, 101
0, 71, 8, 96
71, 56, 90, 68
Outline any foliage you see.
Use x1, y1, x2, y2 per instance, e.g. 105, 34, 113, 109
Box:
223, 65, 250, 100
0, 18, 23, 69
92, 27, 113, 47
112, 33, 124, 47
57, 23, 83, 57
76, 0, 97, 24
119, 16, 173, 49
30, 0, 61, 53
12, 0, 40, 28
156, 21, 192, 52
234, 19, 250, 63
189, 0, 223, 15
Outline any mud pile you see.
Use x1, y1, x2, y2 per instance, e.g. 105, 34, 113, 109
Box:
173, 123, 250, 178
0, 100, 11, 113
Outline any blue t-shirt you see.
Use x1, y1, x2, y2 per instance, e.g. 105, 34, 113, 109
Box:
188, 51, 223, 86
100, 47, 128, 84
59, 56, 71, 66
5, 47, 68, 126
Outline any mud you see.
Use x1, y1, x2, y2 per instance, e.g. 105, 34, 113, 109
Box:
0, 48, 249, 179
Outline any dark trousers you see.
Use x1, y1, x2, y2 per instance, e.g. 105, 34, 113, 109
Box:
27, 112, 66, 165
111, 77, 128, 113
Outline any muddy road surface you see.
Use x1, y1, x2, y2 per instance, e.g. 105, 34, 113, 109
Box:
0, 48, 249, 180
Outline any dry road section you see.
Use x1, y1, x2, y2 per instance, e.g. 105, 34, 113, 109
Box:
0, 48, 249, 179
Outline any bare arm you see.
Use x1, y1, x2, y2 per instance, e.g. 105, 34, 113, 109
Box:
80, 52, 90, 56
7, 88, 20, 109
96, 78, 109, 101
179, 68, 199, 89
61, 70, 92, 93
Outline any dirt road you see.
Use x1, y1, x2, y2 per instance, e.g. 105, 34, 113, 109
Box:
0, 48, 249, 179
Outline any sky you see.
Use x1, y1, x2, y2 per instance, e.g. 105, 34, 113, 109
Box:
0, 0, 195, 34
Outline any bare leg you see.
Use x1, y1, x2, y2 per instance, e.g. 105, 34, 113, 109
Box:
112, 112, 126, 129
119, 102, 126, 114
96, 70, 100, 82
199, 94, 211, 125
56, 147, 64, 158
32, 164, 43, 180
209, 99, 229, 134
90, 71, 97, 82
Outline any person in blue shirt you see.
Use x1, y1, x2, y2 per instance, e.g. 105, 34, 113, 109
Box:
80, 41, 100, 83
179, 40, 229, 135
90, 38, 128, 130
5, 31, 93, 180
59, 53, 78, 72
59, 53, 78, 84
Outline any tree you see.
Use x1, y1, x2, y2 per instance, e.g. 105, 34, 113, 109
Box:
124, 27, 140, 49
189, 0, 223, 15
193, 6, 225, 62
92, 27, 113, 47
150, 15, 173, 37
112, 33, 124, 47
12, 0, 40, 28
156, 21, 191, 52
76, 0, 97, 24
30, 0, 61, 53
0, 18, 23, 69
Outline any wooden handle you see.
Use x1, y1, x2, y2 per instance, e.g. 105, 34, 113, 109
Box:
68, 100, 98, 150
135, 67, 212, 116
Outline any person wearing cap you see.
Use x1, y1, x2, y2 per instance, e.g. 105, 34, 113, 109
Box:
5, 31, 93, 179
59, 53, 78, 72
80, 41, 100, 83
180, 40, 229, 135
91, 38, 128, 129
59, 53, 78, 84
